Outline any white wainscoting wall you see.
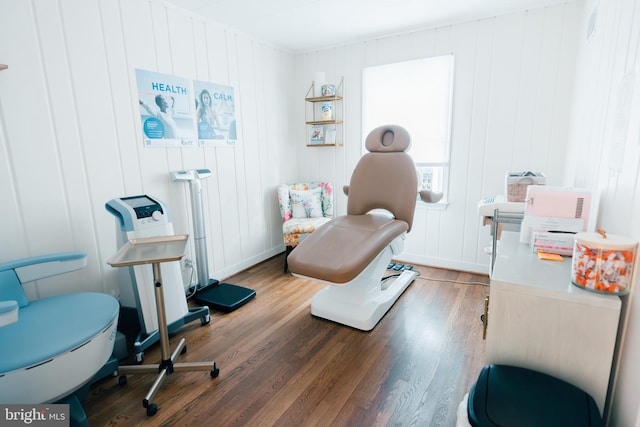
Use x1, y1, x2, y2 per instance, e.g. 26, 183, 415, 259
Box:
293, 1, 583, 274
564, 0, 640, 424
0, 0, 296, 298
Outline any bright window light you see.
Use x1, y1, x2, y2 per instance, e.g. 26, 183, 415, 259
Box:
363, 54, 454, 201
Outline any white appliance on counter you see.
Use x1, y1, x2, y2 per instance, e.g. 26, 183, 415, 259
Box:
519, 186, 592, 243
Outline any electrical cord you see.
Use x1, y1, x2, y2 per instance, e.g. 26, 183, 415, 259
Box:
185, 262, 198, 300
415, 275, 489, 286
384, 266, 489, 286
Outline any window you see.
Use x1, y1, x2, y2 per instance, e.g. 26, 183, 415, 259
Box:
362, 54, 454, 203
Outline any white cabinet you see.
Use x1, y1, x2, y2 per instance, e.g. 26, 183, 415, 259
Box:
486, 232, 621, 414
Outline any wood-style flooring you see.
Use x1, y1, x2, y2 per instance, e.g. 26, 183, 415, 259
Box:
84, 253, 490, 426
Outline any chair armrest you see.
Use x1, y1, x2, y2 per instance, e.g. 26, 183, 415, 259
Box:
419, 190, 443, 204
0, 252, 87, 284
0, 300, 18, 327
277, 185, 293, 222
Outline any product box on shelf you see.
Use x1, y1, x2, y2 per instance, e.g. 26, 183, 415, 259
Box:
505, 171, 545, 202
530, 231, 575, 256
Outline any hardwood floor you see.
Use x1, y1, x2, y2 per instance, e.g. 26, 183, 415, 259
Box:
84, 254, 490, 426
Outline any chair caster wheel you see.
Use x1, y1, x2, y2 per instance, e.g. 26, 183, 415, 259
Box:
201, 314, 211, 326
146, 403, 158, 416
211, 363, 219, 378
135, 352, 144, 364
118, 375, 127, 386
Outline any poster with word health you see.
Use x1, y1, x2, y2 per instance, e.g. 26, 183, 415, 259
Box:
136, 69, 197, 147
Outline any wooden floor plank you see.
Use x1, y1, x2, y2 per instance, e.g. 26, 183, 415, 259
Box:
84, 253, 489, 426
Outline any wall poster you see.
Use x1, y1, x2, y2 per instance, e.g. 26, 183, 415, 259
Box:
135, 69, 238, 147
194, 80, 237, 146
136, 69, 197, 147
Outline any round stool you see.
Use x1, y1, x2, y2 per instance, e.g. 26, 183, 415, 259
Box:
459, 365, 604, 427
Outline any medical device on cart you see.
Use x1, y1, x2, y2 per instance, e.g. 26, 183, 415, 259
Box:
106, 194, 210, 362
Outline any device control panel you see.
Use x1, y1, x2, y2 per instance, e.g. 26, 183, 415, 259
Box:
106, 194, 171, 232
121, 195, 163, 219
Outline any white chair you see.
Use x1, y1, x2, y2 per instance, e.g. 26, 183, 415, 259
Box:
0, 252, 119, 426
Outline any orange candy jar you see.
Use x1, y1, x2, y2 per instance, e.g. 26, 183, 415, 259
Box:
571, 231, 637, 295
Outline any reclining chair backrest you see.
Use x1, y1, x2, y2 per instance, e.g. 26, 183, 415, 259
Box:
347, 125, 418, 231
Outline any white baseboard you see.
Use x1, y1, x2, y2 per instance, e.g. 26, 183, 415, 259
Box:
215, 247, 285, 282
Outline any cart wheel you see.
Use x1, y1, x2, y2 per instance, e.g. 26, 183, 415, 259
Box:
201, 314, 211, 326
146, 403, 158, 416
210, 363, 220, 378
118, 375, 127, 386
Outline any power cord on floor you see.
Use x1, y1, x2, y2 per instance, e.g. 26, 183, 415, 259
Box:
415, 274, 489, 287
385, 262, 489, 286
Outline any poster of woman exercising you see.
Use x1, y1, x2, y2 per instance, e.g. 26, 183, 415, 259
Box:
136, 69, 197, 147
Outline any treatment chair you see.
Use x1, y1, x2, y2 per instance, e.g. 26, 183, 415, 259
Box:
0, 252, 119, 426
288, 125, 439, 331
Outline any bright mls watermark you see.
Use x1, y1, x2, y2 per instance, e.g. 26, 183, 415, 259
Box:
1, 404, 69, 426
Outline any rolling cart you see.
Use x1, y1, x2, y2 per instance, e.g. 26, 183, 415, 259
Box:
108, 235, 219, 416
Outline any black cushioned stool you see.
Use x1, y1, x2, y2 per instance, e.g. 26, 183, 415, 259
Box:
467, 365, 604, 427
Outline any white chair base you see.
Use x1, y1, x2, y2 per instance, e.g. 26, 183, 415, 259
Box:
311, 269, 416, 330
299, 241, 416, 331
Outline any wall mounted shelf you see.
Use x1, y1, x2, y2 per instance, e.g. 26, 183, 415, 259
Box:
305, 77, 344, 147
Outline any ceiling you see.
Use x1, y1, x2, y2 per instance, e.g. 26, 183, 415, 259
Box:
163, 0, 570, 52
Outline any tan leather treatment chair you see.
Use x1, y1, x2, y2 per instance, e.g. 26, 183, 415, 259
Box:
288, 124, 439, 330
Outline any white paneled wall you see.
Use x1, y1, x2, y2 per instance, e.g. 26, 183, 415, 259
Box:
0, 0, 296, 297
294, 2, 582, 274
565, 0, 640, 424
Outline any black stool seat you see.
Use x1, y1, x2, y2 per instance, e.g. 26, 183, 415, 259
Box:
468, 365, 603, 427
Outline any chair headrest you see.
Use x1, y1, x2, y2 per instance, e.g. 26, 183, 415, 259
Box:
365, 125, 411, 153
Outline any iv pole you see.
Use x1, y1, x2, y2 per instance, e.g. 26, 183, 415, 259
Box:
171, 169, 255, 312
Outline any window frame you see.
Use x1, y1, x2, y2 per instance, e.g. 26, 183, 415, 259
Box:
362, 54, 454, 205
